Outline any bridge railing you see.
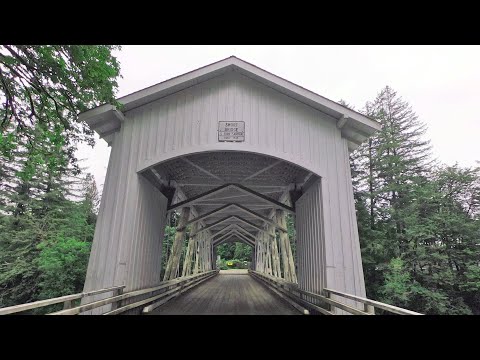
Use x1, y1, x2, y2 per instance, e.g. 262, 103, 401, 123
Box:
0, 285, 126, 315
0, 270, 218, 315
249, 270, 422, 315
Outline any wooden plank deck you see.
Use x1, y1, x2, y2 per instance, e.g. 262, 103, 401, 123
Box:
149, 270, 300, 315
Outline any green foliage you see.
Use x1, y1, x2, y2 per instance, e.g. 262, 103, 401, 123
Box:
217, 258, 249, 270
215, 242, 252, 270
0, 45, 121, 171
37, 237, 91, 300
216, 243, 235, 260
0, 171, 98, 307
217, 242, 252, 262
233, 242, 253, 260
0, 105, 100, 307
0, 45, 115, 308
380, 258, 411, 307
0, 213, 41, 306
350, 86, 480, 314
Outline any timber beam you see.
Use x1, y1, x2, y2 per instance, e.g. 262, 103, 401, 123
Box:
229, 230, 256, 246
211, 224, 238, 239
167, 184, 231, 211
191, 215, 237, 236
214, 235, 254, 248
168, 183, 294, 213
178, 203, 288, 233
192, 215, 265, 236
211, 230, 240, 245
211, 224, 256, 241
232, 183, 294, 213
233, 203, 288, 233
213, 231, 255, 247
180, 204, 232, 230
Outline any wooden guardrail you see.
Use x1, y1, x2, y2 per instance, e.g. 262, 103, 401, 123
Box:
0, 270, 218, 315
0, 286, 125, 315
249, 270, 422, 315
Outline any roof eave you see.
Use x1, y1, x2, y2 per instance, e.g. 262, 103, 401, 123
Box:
227, 57, 380, 133
79, 104, 124, 146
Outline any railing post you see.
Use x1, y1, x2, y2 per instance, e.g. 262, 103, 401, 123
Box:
324, 290, 333, 313
111, 287, 124, 311
364, 303, 375, 315
179, 278, 185, 295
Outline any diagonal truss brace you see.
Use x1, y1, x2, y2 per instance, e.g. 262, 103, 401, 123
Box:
212, 224, 256, 241
214, 234, 254, 248
192, 215, 266, 236
168, 183, 294, 213
212, 230, 255, 247
178, 203, 288, 233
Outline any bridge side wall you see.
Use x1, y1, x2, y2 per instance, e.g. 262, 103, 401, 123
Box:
296, 175, 366, 314
82, 116, 168, 310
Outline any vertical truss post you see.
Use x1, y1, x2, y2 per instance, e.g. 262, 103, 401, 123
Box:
182, 222, 199, 277
164, 207, 191, 281
265, 231, 273, 276
269, 224, 281, 278
275, 209, 297, 283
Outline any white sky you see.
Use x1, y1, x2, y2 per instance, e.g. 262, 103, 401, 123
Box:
77, 45, 480, 190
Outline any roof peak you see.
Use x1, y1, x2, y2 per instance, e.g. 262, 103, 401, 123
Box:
80, 55, 380, 148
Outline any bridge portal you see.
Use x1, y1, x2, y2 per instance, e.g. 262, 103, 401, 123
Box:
79, 56, 380, 314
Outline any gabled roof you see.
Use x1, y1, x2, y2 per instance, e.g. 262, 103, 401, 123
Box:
79, 56, 380, 148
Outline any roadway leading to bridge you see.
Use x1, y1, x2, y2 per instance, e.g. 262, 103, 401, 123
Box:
150, 270, 300, 315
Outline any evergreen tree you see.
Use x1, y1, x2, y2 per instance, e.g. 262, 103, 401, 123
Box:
351, 86, 480, 314
0, 122, 98, 306
0, 45, 120, 309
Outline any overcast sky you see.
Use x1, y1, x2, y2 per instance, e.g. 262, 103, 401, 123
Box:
77, 45, 480, 191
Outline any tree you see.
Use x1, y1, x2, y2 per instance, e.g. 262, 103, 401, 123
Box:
0, 118, 100, 307
233, 242, 252, 261
217, 243, 236, 260
396, 165, 480, 314
366, 86, 432, 258
0, 45, 121, 170
0, 169, 98, 308
350, 86, 480, 314
37, 237, 91, 301
381, 258, 412, 308
0, 46, 120, 308
350, 86, 433, 297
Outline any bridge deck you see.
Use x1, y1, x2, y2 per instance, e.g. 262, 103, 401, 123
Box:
149, 270, 299, 315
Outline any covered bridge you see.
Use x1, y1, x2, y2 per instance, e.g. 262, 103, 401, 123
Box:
0, 56, 422, 315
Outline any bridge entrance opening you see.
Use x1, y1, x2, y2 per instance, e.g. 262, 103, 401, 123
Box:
144, 151, 313, 285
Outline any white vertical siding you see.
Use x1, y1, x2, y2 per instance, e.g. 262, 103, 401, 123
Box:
296, 177, 366, 314
82, 112, 168, 314
296, 178, 326, 295
132, 72, 335, 176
